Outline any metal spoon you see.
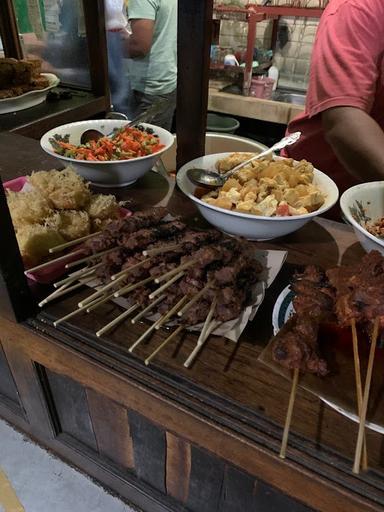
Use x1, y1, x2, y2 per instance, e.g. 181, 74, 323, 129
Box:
187, 131, 301, 189
80, 99, 169, 144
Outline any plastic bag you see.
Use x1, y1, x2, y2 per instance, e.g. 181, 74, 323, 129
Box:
105, 0, 127, 30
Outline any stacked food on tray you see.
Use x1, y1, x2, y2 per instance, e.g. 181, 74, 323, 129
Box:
5, 167, 121, 267
0, 58, 49, 99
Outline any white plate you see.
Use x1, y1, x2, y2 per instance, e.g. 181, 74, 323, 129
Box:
272, 285, 384, 434
0, 73, 60, 114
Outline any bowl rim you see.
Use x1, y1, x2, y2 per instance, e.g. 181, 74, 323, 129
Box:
40, 119, 174, 165
177, 153, 339, 222
340, 181, 384, 248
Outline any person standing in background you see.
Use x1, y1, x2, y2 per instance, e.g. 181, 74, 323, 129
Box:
284, 0, 384, 197
120, 0, 177, 131
104, 0, 131, 115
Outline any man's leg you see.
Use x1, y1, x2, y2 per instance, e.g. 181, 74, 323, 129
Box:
131, 89, 176, 131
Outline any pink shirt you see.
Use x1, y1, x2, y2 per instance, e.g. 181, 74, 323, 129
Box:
285, 0, 384, 196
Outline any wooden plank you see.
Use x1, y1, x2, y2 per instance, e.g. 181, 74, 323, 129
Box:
45, 369, 98, 451
187, 445, 225, 512
0, 0, 23, 59
176, 0, 214, 169
86, 388, 134, 469
128, 410, 166, 493
165, 432, 191, 503
254, 480, 314, 512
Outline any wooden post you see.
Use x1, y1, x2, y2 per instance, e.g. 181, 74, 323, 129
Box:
0, 0, 24, 59
176, 0, 214, 170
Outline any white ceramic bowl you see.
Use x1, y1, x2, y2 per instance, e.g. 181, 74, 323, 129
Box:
40, 119, 174, 187
340, 181, 384, 256
177, 153, 339, 240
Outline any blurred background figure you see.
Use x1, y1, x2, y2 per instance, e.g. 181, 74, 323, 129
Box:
104, 0, 132, 116
121, 0, 177, 131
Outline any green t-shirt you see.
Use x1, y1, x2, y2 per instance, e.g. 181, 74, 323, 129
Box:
128, 0, 177, 95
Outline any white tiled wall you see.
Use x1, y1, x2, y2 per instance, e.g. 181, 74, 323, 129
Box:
215, 0, 328, 91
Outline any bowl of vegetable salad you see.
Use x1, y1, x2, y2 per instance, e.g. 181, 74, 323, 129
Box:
40, 119, 174, 187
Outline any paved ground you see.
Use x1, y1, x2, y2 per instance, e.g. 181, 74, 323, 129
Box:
0, 420, 138, 512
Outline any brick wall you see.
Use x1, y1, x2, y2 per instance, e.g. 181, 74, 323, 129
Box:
216, 1, 328, 91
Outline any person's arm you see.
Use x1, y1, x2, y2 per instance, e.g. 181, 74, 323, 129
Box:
121, 19, 154, 58
322, 107, 384, 182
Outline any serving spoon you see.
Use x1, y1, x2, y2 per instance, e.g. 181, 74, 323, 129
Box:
186, 131, 301, 189
80, 99, 169, 145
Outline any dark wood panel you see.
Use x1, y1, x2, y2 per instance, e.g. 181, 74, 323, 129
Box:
219, 466, 258, 512
187, 445, 225, 512
86, 388, 134, 469
128, 410, 166, 493
0, 342, 20, 404
166, 433, 191, 503
0, 0, 23, 58
45, 369, 98, 451
254, 480, 314, 512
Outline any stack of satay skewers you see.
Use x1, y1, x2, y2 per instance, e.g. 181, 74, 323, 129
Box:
31, 207, 263, 367
271, 251, 384, 474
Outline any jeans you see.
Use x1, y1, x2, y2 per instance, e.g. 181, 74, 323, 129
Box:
130, 89, 176, 131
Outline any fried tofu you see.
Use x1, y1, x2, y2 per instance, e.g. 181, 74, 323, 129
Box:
45, 210, 91, 241
16, 224, 65, 268
87, 194, 119, 220
6, 189, 53, 230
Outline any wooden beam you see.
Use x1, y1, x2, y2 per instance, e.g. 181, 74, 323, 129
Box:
176, 0, 214, 170
0, 0, 24, 59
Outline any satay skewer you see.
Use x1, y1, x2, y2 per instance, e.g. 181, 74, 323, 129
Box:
131, 294, 166, 324
154, 260, 195, 284
53, 262, 103, 288
38, 277, 95, 307
129, 295, 187, 352
78, 274, 127, 307
353, 317, 380, 474
184, 297, 217, 368
96, 303, 140, 337
114, 275, 155, 298
351, 319, 368, 471
111, 258, 150, 280
49, 231, 101, 254
149, 271, 185, 299
143, 243, 182, 257
65, 247, 118, 270
53, 295, 104, 326
279, 368, 300, 459
178, 282, 212, 317
145, 325, 184, 366
25, 249, 85, 274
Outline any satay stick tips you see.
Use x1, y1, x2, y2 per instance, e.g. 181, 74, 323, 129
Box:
279, 367, 300, 460
111, 258, 150, 280
65, 247, 118, 270
78, 274, 126, 308
85, 292, 116, 313
49, 231, 101, 254
178, 281, 212, 317
131, 294, 166, 324
39, 277, 94, 307
154, 295, 188, 330
353, 317, 380, 474
143, 243, 182, 257
96, 303, 139, 337
114, 275, 154, 298
145, 325, 184, 366
351, 318, 368, 471
184, 297, 217, 368
154, 259, 196, 284
26, 249, 84, 274
53, 262, 102, 288
149, 270, 185, 300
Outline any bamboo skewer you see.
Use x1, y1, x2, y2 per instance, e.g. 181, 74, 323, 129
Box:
25, 249, 84, 274
149, 271, 185, 299
114, 275, 154, 298
39, 277, 94, 307
353, 317, 380, 474
145, 325, 184, 365
96, 303, 140, 337
49, 231, 101, 254
154, 295, 188, 330
351, 319, 368, 471
65, 247, 118, 269
53, 263, 102, 288
86, 292, 116, 313
131, 294, 166, 324
154, 260, 195, 284
53, 296, 103, 327
279, 368, 300, 459
129, 296, 187, 353
184, 298, 217, 368
78, 274, 127, 307
143, 243, 182, 257
178, 282, 212, 317
111, 258, 150, 280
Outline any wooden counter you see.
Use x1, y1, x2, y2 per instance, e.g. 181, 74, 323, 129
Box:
0, 133, 383, 512
208, 82, 304, 125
